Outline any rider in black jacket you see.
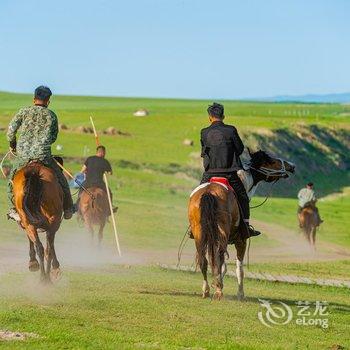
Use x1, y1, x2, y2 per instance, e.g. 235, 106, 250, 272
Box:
200, 102, 261, 238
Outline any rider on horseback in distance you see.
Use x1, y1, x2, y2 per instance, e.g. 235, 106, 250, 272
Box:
75, 145, 117, 212
297, 182, 323, 227
200, 102, 261, 238
6, 86, 74, 221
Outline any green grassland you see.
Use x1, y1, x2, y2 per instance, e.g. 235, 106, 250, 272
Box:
1, 91, 349, 166
1, 92, 349, 196
0, 92, 349, 349
0, 267, 349, 350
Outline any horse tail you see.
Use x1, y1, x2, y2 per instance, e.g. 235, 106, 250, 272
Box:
23, 166, 45, 226
198, 192, 225, 271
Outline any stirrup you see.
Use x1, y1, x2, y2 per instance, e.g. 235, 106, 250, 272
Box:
7, 209, 21, 223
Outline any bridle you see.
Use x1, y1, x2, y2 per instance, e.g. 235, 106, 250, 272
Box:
246, 157, 292, 209
249, 157, 290, 178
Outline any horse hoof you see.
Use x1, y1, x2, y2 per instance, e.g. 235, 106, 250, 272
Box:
51, 268, 62, 281
202, 291, 210, 299
28, 260, 39, 272
213, 291, 223, 300
40, 276, 52, 285
237, 293, 245, 301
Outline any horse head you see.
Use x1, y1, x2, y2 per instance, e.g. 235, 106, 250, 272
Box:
249, 150, 295, 183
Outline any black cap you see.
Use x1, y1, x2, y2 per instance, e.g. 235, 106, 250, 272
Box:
307, 182, 314, 187
34, 86, 52, 100
207, 102, 224, 119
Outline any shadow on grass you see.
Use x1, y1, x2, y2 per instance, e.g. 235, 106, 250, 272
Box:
137, 289, 350, 310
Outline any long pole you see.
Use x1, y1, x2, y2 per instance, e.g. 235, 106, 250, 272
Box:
53, 159, 95, 200
90, 116, 100, 146
90, 116, 121, 256
104, 172, 121, 256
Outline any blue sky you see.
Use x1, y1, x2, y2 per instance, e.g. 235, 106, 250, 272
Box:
0, 0, 349, 99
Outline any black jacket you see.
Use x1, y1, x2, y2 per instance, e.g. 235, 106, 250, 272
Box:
200, 121, 244, 173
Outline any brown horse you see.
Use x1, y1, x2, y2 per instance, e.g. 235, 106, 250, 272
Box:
298, 204, 318, 249
78, 187, 110, 244
188, 150, 295, 300
13, 162, 63, 283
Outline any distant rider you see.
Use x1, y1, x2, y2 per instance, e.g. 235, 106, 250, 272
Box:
200, 102, 260, 238
297, 182, 323, 226
6, 86, 74, 221
76, 145, 117, 212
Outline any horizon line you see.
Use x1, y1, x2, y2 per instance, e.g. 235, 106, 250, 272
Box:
1, 89, 349, 104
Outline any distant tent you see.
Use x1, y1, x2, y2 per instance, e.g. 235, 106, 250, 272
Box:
133, 109, 149, 117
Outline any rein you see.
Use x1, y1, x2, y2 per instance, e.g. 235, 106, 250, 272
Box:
249, 180, 278, 209
0, 151, 12, 178
177, 225, 190, 268
54, 159, 95, 201
247, 157, 289, 209
0, 150, 17, 179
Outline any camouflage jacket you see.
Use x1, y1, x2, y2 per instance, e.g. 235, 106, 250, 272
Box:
7, 105, 58, 161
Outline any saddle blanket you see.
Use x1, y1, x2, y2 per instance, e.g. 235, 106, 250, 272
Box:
190, 177, 233, 198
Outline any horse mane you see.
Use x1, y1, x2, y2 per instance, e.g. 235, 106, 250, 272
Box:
250, 150, 273, 169
23, 164, 45, 226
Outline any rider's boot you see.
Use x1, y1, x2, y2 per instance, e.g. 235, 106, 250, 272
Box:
63, 192, 75, 220
248, 225, 261, 237
241, 220, 261, 239
63, 208, 74, 220
316, 218, 324, 226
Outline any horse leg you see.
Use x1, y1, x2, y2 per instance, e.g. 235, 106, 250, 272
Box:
307, 227, 313, 245
311, 227, 317, 251
44, 232, 55, 282
26, 226, 46, 281
302, 226, 310, 243
48, 232, 61, 281
33, 234, 46, 282
85, 219, 94, 243
212, 251, 225, 300
195, 241, 210, 298
201, 256, 210, 298
98, 221, 106, 245
28, 238, 39, 272
235, 240, 246, 301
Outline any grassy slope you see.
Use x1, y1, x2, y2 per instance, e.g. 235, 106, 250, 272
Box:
0, 266, 349, 350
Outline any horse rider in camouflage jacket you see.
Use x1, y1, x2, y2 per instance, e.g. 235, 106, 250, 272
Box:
6, 86, 74, 221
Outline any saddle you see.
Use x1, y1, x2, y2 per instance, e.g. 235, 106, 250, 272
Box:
190, 177, 234, 198
209, 177, 233, 191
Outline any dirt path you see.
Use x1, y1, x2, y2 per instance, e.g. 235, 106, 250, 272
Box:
1, 219, 349, 278
248, 219, 350, 263
160, 264, 350, 289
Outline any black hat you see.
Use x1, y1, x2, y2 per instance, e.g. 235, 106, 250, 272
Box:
34, 86, 52, 100
207, 102, 224, 119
